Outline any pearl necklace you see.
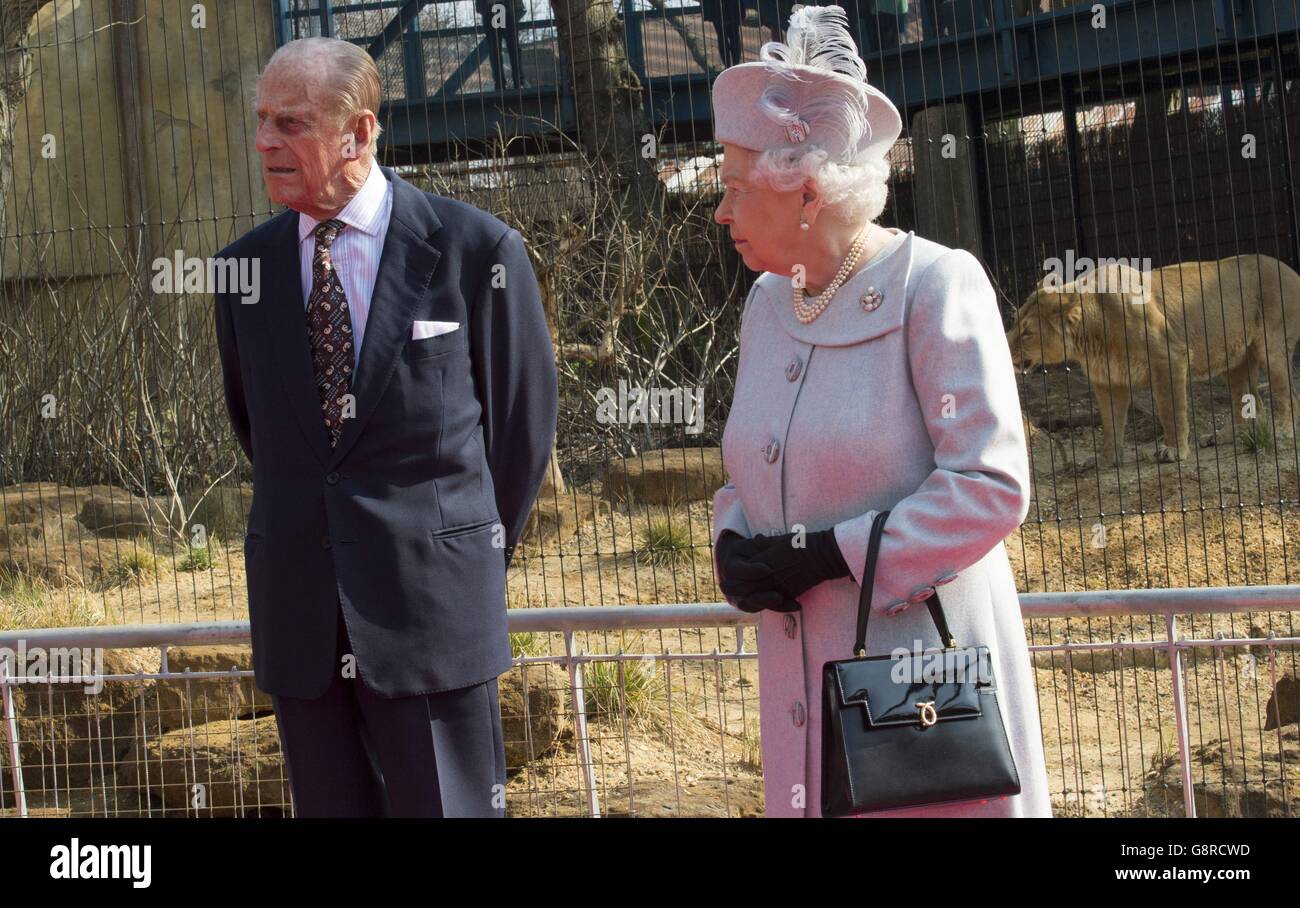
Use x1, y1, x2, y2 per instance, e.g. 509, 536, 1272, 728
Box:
792, 224, 871, 324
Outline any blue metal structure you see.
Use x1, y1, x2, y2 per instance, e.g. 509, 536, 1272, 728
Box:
271, 0, 1300, 162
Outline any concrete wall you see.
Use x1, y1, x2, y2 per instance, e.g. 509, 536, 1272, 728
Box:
2, 0, 275, 281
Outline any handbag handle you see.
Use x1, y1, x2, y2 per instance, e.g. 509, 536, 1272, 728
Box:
853, 509, 959, 657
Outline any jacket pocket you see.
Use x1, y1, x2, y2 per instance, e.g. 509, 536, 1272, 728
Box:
406, 330, 461, 360
430, 516, 498, 540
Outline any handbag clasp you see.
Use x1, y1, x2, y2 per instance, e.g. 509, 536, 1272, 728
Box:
916, 700, 938, 727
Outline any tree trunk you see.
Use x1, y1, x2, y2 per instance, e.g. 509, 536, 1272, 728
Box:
549, 0, 660, 221
0, 0, 53, 268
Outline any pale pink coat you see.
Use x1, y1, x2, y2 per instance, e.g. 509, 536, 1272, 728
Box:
711, 228, 1053, 817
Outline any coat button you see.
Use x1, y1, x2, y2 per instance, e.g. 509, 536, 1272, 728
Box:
791, 700, 806, 727
784, 614, 798, 638
326, 471, 339, 485
764, 440, 781, 464
934, 572, 958, 586
321, 535, 332, 549
907, 586, 934, 603
785, 356, 802, 382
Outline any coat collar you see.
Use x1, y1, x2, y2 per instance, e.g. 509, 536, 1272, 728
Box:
758, 228, 914, 347
261, 165, 443, 468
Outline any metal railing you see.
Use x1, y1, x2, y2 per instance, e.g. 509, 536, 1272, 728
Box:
2, 584, 1298, 817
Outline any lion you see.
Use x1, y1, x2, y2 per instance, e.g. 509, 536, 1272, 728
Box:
1006, 254, 1300, 467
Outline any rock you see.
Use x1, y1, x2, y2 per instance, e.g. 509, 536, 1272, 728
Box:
519, 495, 603, 552
10, 649, 160, 792
497, 664, 568, 768
152, 645, 272, 730
15, 702, 142, 796
147, 640, 269, 733
0, 483, 135, 522
1, 501, 43, 525
12, 648, 158, 715
78, 495, 166, 539
1265, 673, 1299, 730
184, 485, 253, 544
0, 524, 42, 546
1136, 727, 1299, 817
114, 714, 286, 816
604, 447, 725, 505
0, 483, 193, 585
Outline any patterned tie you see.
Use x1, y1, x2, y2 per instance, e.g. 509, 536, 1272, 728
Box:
306, 218, 355, 448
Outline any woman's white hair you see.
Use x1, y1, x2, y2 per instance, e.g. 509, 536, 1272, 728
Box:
748, 5, 890, 221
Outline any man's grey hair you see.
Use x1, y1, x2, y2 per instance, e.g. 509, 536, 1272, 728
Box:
257, 36, 384, 156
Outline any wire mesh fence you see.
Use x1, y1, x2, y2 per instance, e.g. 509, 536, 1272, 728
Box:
3, 590, 1297, 817
1, 0, 1299, 817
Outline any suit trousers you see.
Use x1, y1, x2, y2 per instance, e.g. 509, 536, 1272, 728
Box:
270, 603, 507, 817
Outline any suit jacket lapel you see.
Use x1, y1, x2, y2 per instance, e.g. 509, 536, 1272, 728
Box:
327, 167, 443, 467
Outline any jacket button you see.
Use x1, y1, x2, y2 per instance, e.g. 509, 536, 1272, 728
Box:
907, 586, 934, 604
784, 614, 798, 638
764, 440, 781, 464
934, 572, 958, 586
326, 471, 339, 485
785, 357, 802, 382
791, 701, 806, 727
321, 535, 332, 549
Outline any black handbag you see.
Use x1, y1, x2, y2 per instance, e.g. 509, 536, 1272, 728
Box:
820, 509, 1021, 816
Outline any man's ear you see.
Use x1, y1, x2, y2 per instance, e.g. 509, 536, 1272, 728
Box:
345, 110, 378, 159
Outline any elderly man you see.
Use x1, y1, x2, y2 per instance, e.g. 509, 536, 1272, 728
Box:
213, 36, 557, 817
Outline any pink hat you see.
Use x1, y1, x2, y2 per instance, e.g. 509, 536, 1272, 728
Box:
711, 5, 902, 165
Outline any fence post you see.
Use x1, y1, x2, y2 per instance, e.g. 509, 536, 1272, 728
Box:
1166, 613, 1196, 818
625, 6, 646, 82
563, 631, 601, 817
1, 661, 28, 818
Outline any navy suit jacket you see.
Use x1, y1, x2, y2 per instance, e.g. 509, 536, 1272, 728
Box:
213, 165, 558, 699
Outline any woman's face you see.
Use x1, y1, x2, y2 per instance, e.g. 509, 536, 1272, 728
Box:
714, 143, 805, 276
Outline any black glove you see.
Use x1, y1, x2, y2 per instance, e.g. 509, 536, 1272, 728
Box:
733, 528, 851, 600
715, 530, 802, 613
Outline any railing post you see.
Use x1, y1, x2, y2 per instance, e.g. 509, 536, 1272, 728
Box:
563, 631, 600, 817
1, 661, 28, 818
1166, 613, 1197, 818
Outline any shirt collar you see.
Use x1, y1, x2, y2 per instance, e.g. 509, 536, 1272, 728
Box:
298, 159, 390, 243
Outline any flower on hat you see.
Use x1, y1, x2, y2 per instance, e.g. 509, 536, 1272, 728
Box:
710, 4, 901, 217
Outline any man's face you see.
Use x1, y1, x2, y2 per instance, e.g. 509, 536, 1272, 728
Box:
254, 65, 361, 218
713, 143, 805, 276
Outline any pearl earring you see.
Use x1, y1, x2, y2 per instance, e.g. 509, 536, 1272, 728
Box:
800, 215, 810, 231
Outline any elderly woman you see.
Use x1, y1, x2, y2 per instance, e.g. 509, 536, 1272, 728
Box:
709, 5, 1052, 817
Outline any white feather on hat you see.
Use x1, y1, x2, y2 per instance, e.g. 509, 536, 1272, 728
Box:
711, 4, 901, 165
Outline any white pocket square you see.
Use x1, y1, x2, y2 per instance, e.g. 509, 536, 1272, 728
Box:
412, 320, 460, 340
